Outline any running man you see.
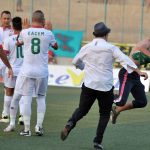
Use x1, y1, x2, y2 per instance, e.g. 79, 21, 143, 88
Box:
60, 22, 148, 150
111, 37, 150, 124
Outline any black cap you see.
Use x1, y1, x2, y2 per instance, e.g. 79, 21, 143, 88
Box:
93, 22, 111, 37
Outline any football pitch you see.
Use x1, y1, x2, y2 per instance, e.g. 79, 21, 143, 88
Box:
0, 85, 150, 150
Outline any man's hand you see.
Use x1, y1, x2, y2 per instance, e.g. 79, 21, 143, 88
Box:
140, 72, 148, 80
44, 21, 52, 30
22, 18, 30, 29
8, 68, 13, 79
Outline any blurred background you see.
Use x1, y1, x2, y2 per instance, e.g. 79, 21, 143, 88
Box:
0, 0, 150, 43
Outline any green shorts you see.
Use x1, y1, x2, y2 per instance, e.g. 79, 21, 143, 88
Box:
132, 52, 150, 65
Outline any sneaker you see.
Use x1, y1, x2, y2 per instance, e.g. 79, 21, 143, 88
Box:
94, 143, 104, 150
4, 125, 15, 132
110, 106, 120, 124
0, 116, 9, 123
20, 130, 31, 136
60, 126, 71, 141
35, 126, 44, 136
18, 115, 24, 125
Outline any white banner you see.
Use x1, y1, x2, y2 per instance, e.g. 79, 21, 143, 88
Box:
48, 65, 84, 87
48, 65, 150, 92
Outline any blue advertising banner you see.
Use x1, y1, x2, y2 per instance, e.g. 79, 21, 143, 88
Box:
50, 30, 84, 58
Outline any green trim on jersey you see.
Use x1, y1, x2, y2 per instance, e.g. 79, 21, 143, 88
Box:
132, 52, 150, 65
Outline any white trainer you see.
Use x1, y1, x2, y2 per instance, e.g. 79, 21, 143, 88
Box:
0, 116, 10, 123
35, 126, 44, 136
20, 130, 31, 136
4, 125, 15, 132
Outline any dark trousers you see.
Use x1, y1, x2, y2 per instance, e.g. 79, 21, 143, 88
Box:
115, 68, 147, 108
67, 83, 114, 144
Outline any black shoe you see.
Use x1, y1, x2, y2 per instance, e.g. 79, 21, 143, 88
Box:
61, 121, 74, 141
110, 106, 120, 124
60, 126, 71, 141
94, 143, 104, 150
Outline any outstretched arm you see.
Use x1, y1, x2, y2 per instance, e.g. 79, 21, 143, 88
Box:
128, 65, 148, 80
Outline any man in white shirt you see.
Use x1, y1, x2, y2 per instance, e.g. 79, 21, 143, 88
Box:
2, 17, 24, 126
0, 10, 14, 123
60, 22, 148, 150
4, 10, 58, 136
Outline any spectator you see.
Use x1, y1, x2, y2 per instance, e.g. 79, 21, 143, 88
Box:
16, 0, 23, 12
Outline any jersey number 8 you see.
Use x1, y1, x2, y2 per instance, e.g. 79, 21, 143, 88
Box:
31, 38, 40, 54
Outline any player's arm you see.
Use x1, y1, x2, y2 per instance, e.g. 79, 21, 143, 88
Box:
113, 46, 148, 79
52, 43, 58, 50
0, 45, 13, 78
22, 18, 30, 29
50, 33, 58, 50
16, 31, 24, 46
44, 21, 52, 30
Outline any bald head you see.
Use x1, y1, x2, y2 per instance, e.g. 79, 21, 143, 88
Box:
32, 10, 45, 25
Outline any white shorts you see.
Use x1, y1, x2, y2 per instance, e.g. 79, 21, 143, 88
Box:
15, 74, 48, 96
4, 72, 17, 88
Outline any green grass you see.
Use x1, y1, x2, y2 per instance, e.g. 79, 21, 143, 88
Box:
0, 85, 150, 150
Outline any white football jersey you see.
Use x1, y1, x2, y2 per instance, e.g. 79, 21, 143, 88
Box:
0, 27, 14, 44
0, 35, 2, 45
19, 27, 57, 78
3, 34, 23, 76
0, 27, 14, 67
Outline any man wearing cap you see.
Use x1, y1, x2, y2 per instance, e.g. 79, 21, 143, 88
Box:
60, 22, 148, 150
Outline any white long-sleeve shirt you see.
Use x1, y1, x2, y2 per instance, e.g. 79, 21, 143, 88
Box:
72, 38, 137, 91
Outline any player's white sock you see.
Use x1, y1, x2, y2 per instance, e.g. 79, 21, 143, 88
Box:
23, 96, 32, 131
2, 95, 12, 117
36, 95, 46, 127
23, 116, 31, 131
19, 96, 24, 115
10, 93, 21, 126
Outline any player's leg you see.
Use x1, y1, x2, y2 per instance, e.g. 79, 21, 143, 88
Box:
0, 74, 16, 123
111, 68, 133, 124
4, 73, 22, 131
35, 77, 48, 136
0, 88, 14, 123
131, 81, 147, 109
35, 95, 46, 136
4, 92, 22, 132
18, 96, 24, 125
20, 95, 32, 136
19, 77, 35, 136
